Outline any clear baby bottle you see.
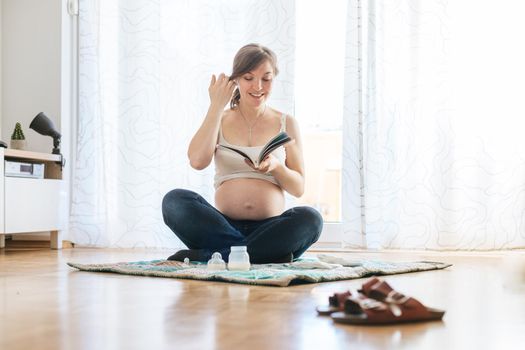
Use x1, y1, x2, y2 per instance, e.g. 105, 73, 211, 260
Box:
228, 246, 251, 271
207, 252, 226, 271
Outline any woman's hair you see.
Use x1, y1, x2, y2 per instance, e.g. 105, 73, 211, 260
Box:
230, 43, 279, 109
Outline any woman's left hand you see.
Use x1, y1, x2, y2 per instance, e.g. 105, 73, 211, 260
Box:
245, 154, 281, 174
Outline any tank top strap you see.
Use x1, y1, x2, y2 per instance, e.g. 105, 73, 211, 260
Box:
280, 114, 287, 132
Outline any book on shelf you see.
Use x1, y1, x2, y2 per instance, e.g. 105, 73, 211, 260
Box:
217, 131, 292, 167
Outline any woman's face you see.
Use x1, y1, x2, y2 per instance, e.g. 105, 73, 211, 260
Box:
236, 60, 274, 108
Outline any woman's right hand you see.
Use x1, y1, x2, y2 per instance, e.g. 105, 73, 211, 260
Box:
208, 73, 236, 110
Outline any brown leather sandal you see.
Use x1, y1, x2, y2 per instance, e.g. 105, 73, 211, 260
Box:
331, 278, 445, 325
316, 291, 352, 315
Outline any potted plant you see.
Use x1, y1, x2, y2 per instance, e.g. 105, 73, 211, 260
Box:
10, 122, 27, 150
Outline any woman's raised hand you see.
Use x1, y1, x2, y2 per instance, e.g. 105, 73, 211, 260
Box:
208, 73, 236, 110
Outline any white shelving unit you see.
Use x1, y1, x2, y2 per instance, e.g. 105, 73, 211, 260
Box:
0, 148, 65, 249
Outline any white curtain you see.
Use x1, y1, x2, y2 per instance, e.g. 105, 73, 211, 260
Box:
343, 0, 525, 250
70, 0, 295, 248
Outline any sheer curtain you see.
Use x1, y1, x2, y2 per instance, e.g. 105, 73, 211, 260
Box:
343, 0, 525, 250
70, 0, 295, 247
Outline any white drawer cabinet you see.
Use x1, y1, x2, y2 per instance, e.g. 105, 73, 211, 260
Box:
4, 178, 63, 233
0, 148, 65, 249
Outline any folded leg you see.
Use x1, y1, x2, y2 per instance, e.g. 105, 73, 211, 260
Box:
162, 189, 246, 260
245, 206, 323, 263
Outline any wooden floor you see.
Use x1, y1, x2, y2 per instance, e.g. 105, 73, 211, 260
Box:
1, 247, 525, 350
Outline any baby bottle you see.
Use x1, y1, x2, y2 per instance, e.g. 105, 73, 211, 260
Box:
228, 246, 251, 271
207, 252, 226, 271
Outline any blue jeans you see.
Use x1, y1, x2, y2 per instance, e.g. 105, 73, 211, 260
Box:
161, 189, 323, 263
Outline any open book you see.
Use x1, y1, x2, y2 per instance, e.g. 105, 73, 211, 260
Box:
217, 131, 292, 167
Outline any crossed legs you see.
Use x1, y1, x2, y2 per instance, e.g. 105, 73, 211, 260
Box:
161, 189, 323, 263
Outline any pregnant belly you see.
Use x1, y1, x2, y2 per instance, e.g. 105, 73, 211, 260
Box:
215, 178, 285, 220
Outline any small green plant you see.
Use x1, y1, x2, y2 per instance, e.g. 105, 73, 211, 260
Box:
11, 122, 25, 140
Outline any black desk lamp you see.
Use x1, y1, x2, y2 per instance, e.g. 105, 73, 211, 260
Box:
30, 112, 65, 167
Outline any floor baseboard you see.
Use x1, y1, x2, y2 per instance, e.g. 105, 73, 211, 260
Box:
3, 239, 75, 250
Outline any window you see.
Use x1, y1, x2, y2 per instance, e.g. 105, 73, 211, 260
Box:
295, 1, 347, 227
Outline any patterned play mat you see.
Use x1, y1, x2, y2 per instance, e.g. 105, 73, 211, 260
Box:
67, 254, 451, 287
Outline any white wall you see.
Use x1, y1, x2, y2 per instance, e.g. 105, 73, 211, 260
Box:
1, 0, 76, 242
1, 0, 62, 152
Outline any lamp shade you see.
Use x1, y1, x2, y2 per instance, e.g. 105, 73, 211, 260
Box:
30, 112, 62, 155
29, 112, 61, 139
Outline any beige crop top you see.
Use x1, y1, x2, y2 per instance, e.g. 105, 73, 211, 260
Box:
214, 114, 287, 189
